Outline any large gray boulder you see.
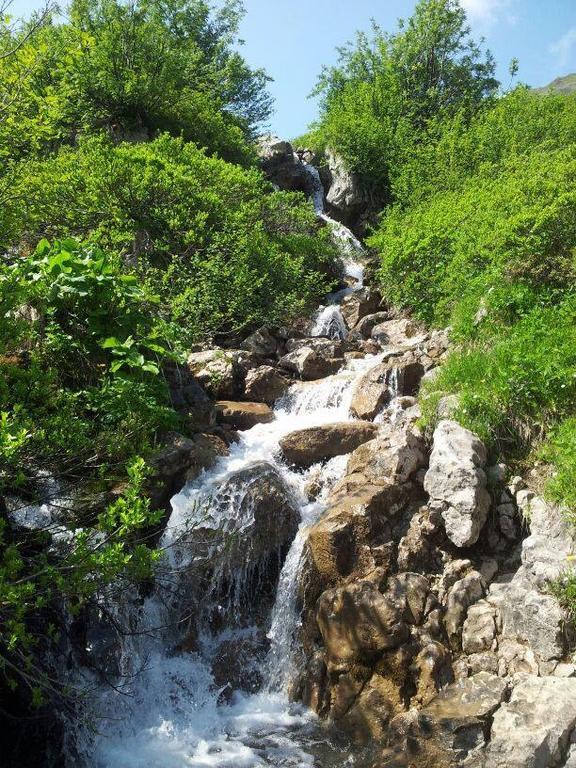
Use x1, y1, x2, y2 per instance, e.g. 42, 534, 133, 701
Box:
350, 358, 425, 420
484, 676, 576, 767
325, 150, 367, 222
424, 420, 491, 548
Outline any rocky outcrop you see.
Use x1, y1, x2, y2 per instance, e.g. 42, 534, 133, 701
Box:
279, 421, 378, 468
257, 135, 313, 195
324, 150, 368, 225
244, 365, 289, 405
350, 357, 425, 420
424, 420, 491, 548
215, 400, 274, 430
340, 287, 382, 329
278, 345, 344, 380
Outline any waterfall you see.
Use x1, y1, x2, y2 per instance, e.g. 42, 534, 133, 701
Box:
70, 158, 375, 768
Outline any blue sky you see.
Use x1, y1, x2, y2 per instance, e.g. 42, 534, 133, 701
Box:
7, 0, 576, 138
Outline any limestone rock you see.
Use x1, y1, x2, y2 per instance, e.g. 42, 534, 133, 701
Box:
187, 349, 244, 399
244, 365, 290, 405
325, 149, 367, 222
316, 580, 409, 669
371, 318, 428, 349
350, 359, 425, 420
444, 571, 485, 650
485, 676, 576, 767
462, 601, 496, 655
351, 311, 391, 339
215, 400, 274, 430
340, 287, 382, 329
278, 346, 343, 380
419, 672, 508, 758
241, 326, 278, 358
347, 427, 427, 485
279, 421, 378, 468
424, 420, 491, 548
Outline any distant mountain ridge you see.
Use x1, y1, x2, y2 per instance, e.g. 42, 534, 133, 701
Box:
534, 73, 576, 94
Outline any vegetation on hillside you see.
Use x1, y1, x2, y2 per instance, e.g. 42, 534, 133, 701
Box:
308, 0, 576, 522
0, 0, 336, 709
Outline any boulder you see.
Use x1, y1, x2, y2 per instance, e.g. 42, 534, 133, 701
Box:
340, 288, 382, 329
187, 349, 242, 399
325, 149, 367, 223
418, 672, 508, 759
211, 633, 269, 699
241, 326, 278, 358
257, 135, 311, 193
278, 346, 343, 380
244, 365, 290, 405
347, 427, 427, 485
485, 676, 576, 767
350, 311, 391, 340
164, 361, 215, 429
178, 462, 299, 577
371, 318, 428, 349
350, 359, 425, 420
305, 482, 407, 590
316, 580, 409, 669
215, 401, 274, 430
424, 420, 491, 548
279, 421, 378, 468
488, 575, 566, 662
386, 573, 430, 626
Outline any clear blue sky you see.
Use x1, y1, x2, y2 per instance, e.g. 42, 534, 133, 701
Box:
8, 0, 576, 138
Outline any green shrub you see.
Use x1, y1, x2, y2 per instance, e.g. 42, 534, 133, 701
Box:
3, 135, 336, 344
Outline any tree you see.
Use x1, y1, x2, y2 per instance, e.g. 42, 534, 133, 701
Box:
310, 0, 499, 202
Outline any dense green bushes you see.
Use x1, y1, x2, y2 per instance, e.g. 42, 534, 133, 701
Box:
2, 134, 335, 343
0, 0, 270, 164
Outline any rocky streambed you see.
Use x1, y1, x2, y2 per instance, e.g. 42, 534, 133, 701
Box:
13, 142, 576, 768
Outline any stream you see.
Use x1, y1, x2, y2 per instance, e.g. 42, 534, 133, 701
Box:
73, 162, 382, 768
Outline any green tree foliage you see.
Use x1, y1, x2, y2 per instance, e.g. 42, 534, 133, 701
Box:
308, 0, 498, 202
0, 0, 271, 163
2, 134, 336, 343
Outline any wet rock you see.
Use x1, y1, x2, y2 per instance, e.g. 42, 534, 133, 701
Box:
148, 432, 229, 508
351, 311, 391, 339
215, 401, 274, 430
317, 580, 409, 670
241, 326, 278, 358
187, 462, 299, 576
444, 571, 485, 651
279, 421, 378, 468
244, 365, 290, 405
386, 573, 431, 626
164, 362, 215, 429
304, 482, 408, 593
411, 641, 455, 707
211, 633, 269, 699
397, 506, 444, 574
424, 420, 491, 548
485, 676, 576, 768
350, 359, 425, 420
418, 672, 508, 759
278, 346, 343, 380
340, 288, 382, 329
461, 601, 496, 655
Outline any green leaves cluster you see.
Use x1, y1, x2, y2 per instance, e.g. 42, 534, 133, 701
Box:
307, 0, 499, 204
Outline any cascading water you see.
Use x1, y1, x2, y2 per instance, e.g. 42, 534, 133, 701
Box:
73, 160, 375, 768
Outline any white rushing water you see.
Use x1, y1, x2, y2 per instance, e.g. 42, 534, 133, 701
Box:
75, 162, 375, 768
